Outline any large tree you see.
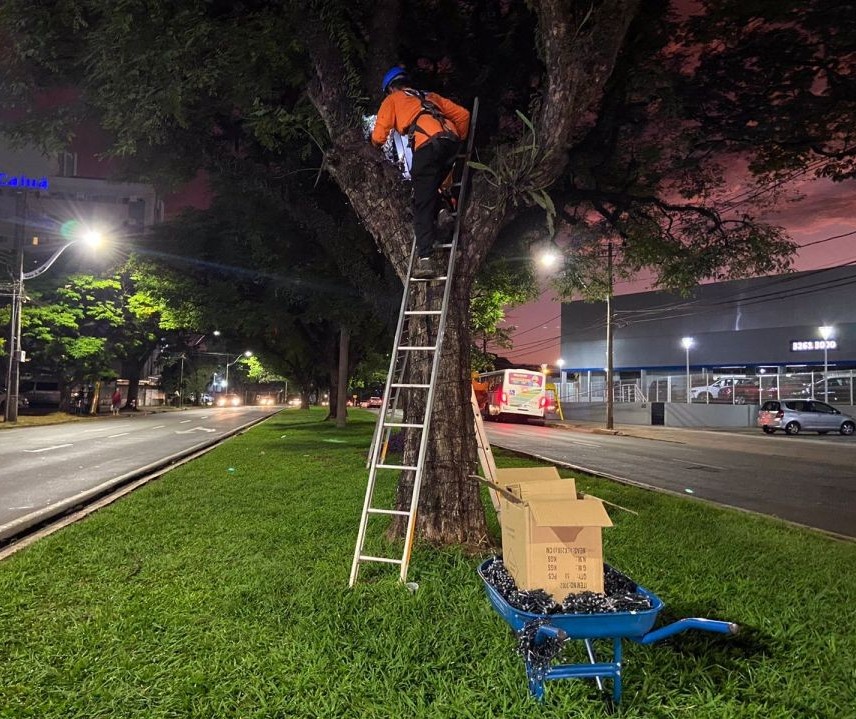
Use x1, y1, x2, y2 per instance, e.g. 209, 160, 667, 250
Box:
2, 0, 845, 546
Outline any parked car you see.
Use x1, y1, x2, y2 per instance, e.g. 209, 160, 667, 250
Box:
0, 386, 29, 412
718, 377, 808, 405
757, 399, 856, 436
798, 376, 855, 405
690, 377, 750, 401
368, 396, 383, 408
215, 393, 242, 407
19, 378, 61, 407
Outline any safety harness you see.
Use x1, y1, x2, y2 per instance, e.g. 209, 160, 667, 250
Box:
403, 88, 460, 148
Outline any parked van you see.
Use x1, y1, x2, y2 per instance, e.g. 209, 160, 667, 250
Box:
19, 378, 61, 406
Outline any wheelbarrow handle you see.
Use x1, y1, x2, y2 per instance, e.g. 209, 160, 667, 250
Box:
535, 624, 568, 645
634, 617, 740, 645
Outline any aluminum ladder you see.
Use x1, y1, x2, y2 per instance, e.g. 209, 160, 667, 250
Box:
349, 98, 479, 587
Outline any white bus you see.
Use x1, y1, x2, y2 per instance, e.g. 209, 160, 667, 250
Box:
474, 369, 547, 423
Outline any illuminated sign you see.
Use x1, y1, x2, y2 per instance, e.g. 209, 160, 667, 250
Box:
790, 339, 837, 352
0, 172, 49, 190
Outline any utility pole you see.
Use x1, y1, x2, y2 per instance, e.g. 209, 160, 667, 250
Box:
605, 239, 614, 430
178, 353, 186, 408
3, 192, 26, 423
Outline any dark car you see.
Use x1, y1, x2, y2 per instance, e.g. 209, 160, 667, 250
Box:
19, 378, 61, 407
799, 376, 855, 405
215, 393, 242, 407
758, 399, 856, 436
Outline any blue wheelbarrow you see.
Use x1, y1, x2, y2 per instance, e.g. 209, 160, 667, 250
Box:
478, 558, 739, 704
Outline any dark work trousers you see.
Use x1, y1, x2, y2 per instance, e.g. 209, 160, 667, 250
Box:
410, 136, 461, 258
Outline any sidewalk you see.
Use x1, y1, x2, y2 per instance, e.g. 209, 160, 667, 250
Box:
546, 418, 759, 442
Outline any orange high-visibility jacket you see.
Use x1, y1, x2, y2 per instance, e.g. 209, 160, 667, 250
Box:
371, 89, 470, 150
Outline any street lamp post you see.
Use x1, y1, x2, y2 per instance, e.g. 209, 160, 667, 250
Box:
3, 230, 103, 423
224, 350, 253, 390
819, 326, 834, 402
681, 337, 694, 404
178, 353, 186, 408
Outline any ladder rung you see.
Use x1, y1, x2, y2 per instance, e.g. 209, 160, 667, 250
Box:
410, 276, 448, 282
405, 310, 442, 315
360, 555, 404, 565
384, 422, 425, 429
391, 383, 430, 388
377, 463, 418, 471
434, 242, 453, 249
368, 508, 411, 516
398, 345, 437, 351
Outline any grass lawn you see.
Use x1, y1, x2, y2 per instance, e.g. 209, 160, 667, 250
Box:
0, 408, 853, 718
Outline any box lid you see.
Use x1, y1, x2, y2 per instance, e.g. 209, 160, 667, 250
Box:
515, 478, 576, 500
528, 498, 613, 528
495, 467, 562, 485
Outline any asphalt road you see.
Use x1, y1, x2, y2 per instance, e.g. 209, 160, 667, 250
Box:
485, 422, 856, 538
0, 406, 279, 539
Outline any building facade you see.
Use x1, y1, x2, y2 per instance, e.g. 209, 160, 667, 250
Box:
0, 143, 162, 256
560, 266, 855, 375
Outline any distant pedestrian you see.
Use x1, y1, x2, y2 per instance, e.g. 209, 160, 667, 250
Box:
111, 388, 122, 415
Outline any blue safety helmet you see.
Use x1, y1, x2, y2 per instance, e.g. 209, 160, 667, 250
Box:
381, 66, 407, 93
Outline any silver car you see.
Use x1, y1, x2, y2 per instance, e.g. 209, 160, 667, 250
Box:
758, 399, 856, 436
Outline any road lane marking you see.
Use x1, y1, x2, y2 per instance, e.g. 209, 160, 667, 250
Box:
179, 419, 192, 424
671, 458, 727, 471
83, 424, 130, 433
108, 433, 130, 438
565, 438, 600, 448
176, 427, 217, 434
23, 444, 73, 453
150, 425, 166, 429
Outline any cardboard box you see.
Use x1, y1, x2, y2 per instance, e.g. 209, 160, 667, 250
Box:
495, 466, 564, 490
500, 481, 612, 597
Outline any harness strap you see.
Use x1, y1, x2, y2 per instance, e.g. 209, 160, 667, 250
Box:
403, 88, 459, 145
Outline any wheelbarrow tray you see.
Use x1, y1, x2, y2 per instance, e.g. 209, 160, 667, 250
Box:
478, 557, 738, 704
477, 558, 663, 639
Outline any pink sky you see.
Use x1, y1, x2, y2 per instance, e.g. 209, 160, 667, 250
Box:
500, 177, 856, 365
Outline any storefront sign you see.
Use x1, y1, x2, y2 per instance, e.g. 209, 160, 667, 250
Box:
790, 339, 837, 351
0, 172, 49, 190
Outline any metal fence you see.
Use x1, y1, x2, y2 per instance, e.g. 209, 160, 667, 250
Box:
556, 370, 856, 406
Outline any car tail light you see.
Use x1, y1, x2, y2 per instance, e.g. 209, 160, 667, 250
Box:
501, 391, 508, 404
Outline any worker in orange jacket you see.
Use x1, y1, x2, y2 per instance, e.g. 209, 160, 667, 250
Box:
372, 66, 470, 277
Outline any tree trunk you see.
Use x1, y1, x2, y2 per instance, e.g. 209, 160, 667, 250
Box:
336, 327, 349, 428
121, 359, 141, 410
389, 274, 488, 546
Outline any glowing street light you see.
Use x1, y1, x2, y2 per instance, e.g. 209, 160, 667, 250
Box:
819, 326, 834, 402
3, 226, 104, 423
538, 249, 559, 269
224, 350, 253, 389
681, 337, 694, 404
